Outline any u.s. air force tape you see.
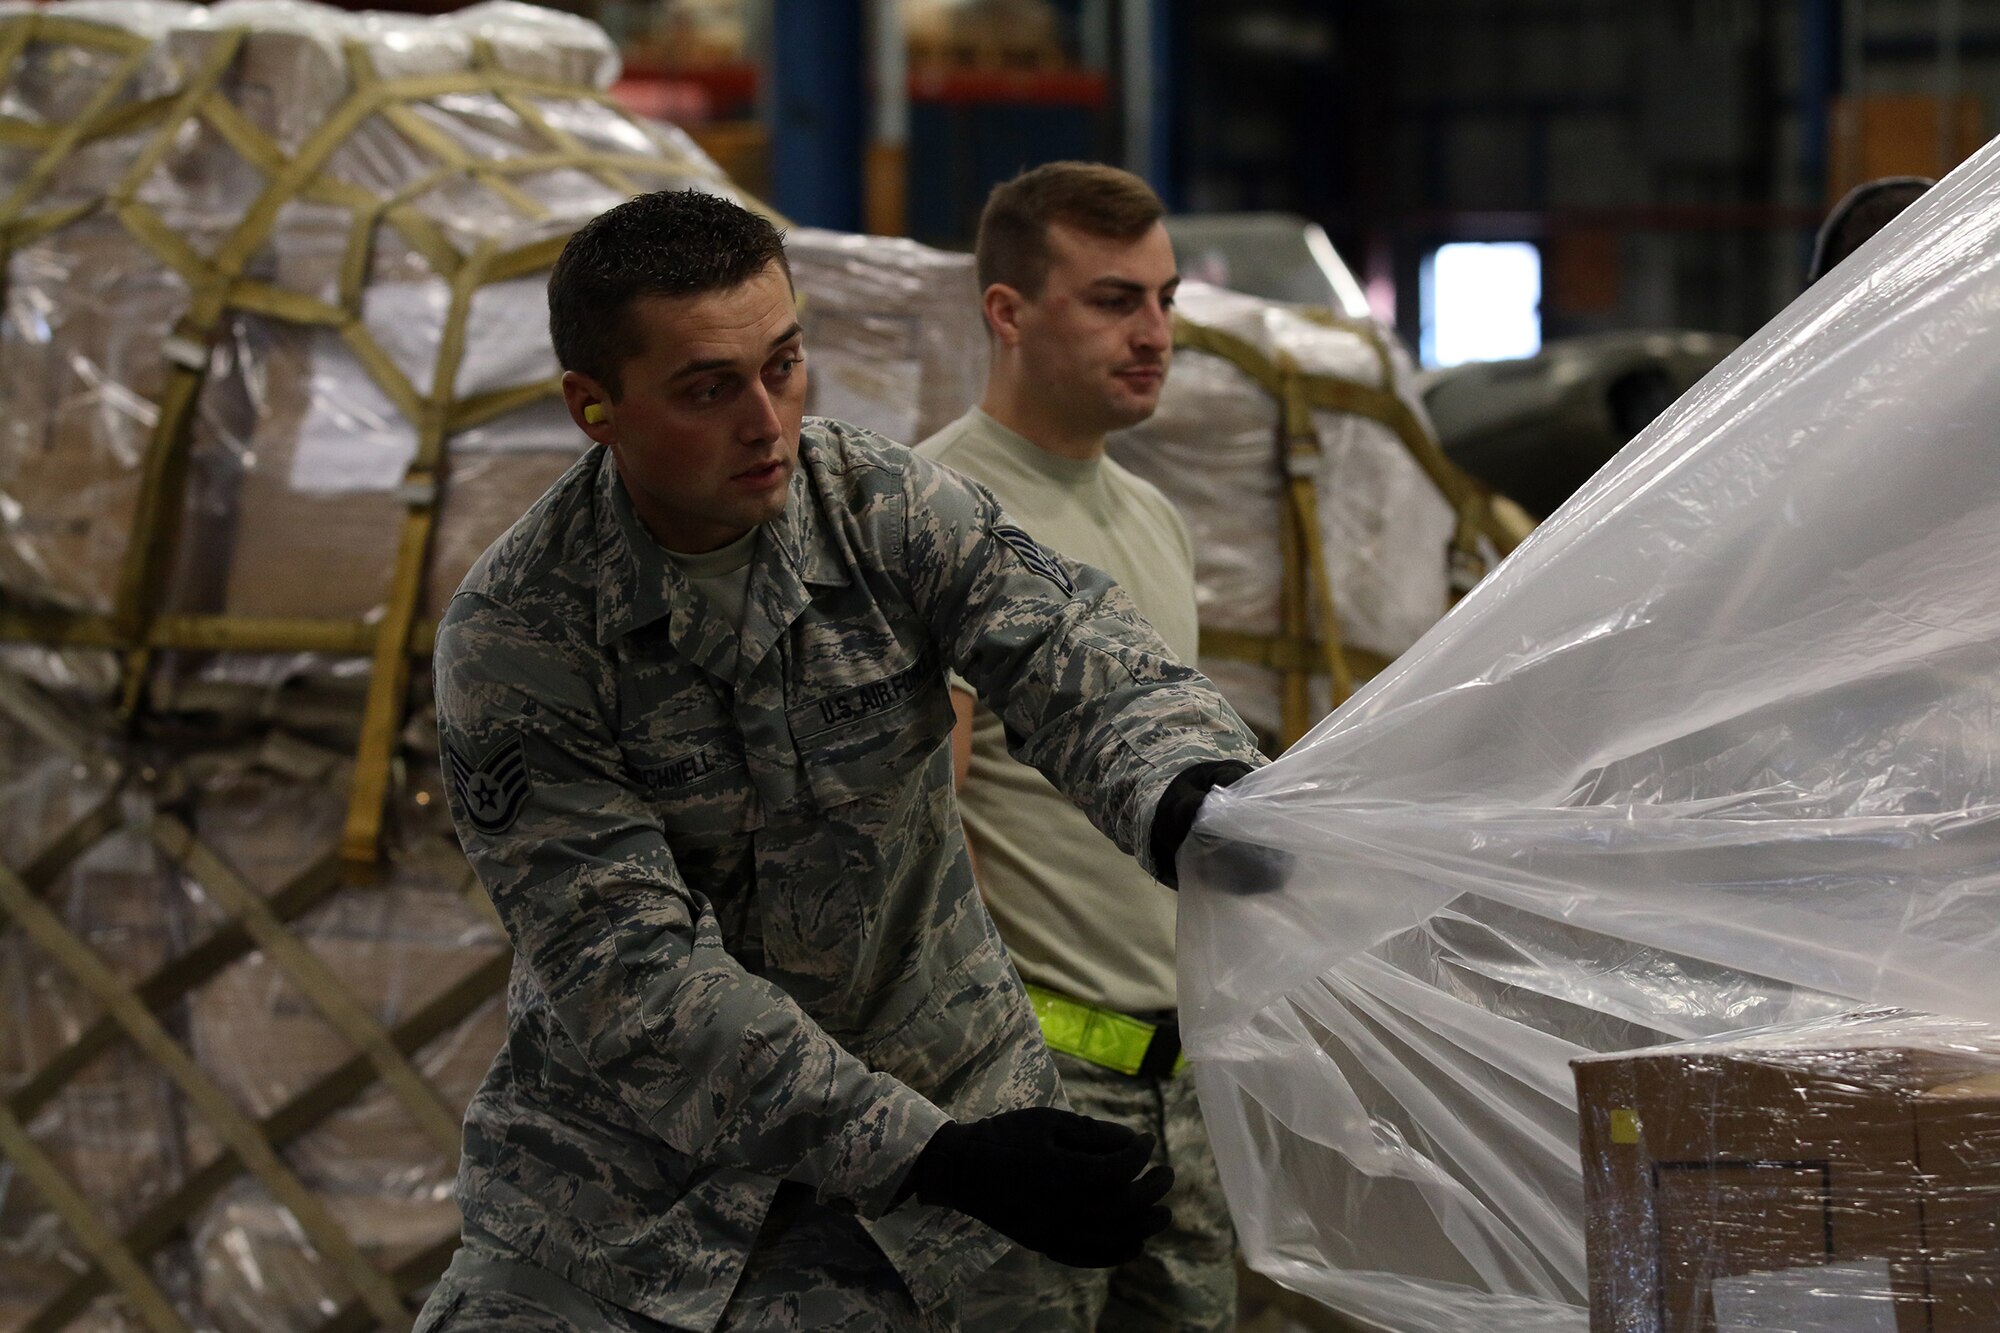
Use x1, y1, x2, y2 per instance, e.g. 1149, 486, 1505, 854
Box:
993, 524, 1075, 595
446, 732, 530, 835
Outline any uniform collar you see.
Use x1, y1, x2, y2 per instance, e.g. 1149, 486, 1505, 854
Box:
591, 436, 850, 654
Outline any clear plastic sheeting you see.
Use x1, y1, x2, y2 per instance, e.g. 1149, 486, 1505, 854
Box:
1576, 1010, 2000, 1333
1178, 135, 2000, 1332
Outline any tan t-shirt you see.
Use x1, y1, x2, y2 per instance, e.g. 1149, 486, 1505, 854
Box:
915, 408, 1199, 1013
665, 525, 760, 631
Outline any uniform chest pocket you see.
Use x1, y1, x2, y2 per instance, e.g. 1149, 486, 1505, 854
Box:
622, 727, 756, 848
790, 659, 954, 811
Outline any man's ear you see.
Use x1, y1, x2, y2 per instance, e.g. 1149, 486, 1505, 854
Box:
982, 283, 1027, 348
561, 370, 616, 444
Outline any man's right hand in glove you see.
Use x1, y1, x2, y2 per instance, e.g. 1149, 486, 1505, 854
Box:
898, 1107, 1174, 1268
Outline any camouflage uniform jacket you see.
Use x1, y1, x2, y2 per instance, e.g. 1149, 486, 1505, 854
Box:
433, 420, 1262, 1330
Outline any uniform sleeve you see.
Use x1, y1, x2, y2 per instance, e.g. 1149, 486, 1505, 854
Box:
433, 592, 947, 1216
896, 452, 1264, 880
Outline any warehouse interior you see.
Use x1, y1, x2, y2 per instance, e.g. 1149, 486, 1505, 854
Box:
2, 1, 1998, 1331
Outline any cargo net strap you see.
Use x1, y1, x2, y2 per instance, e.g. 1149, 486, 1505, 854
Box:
1172, 314, 1526, 745
0, 670, 511, 1333
0, 14, 753, 872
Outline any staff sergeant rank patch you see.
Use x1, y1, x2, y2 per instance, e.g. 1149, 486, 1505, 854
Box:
448, 732, 530, 835
994, 524, 1075, 596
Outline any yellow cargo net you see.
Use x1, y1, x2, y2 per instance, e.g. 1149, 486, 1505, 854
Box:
0, 669, 511, 1332
1172, 312, 1532, 747
0, 17, 756, 1327
0, 11, 767, 876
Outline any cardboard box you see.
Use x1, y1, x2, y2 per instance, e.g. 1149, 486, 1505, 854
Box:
1575, 1018, 2000, 1332
218, 321, 579, 624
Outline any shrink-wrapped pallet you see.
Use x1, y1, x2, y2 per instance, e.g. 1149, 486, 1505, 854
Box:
0, 0, 206, 614
790, 226, 988, 448
1111, 282, 1486, 746
0, 3, 683, 1326
0, 680, 512, 1331
1176, 135, 2000, 1332
0, 0, 739, 626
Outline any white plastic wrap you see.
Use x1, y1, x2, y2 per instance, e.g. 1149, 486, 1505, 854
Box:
788, 226, 989, 447
1180, 134, 2000, 1331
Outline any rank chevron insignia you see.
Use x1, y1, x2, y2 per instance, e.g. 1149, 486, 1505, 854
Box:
447, 732, 530, 835
993, 524, 1075, 596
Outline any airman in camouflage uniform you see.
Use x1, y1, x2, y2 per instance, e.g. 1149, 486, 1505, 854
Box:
422, 190, 1263, 1331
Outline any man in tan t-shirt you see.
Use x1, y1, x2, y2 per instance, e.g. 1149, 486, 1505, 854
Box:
916, 162, 1244, 1332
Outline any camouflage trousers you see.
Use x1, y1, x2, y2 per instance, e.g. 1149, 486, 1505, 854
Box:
414, 1186, 953, 1332
957, 1050, 1237, 1333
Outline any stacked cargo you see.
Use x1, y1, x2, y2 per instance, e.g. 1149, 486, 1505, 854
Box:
1112, 283, 1516, 748
790, 226, 990, 450
0, 2, 726, 1326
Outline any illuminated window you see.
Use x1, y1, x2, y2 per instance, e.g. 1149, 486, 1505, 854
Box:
1420, 241, 1542, 368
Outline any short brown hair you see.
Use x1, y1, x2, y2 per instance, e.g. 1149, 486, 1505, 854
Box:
549, 189, 789, 399
975, 161, 1165, 297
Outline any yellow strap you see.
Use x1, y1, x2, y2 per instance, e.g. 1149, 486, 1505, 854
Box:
0, 860, 414, 1331
339, 234, 503, 871
195, 91, 289, 181
0, 14, 38, 87
0, 42, 150, 219
151, 815, 464, 1156
8, 13, 153, 54
1025, 984, 1185, 1077
453, 376, 561, 432
1275, 354, 1356, 707
8, 850, 347, 1123
1287, 476, 1355, 704
35, 946, 512, 1331
1198, 626, 1391, 681
0, 1102, 189, 1333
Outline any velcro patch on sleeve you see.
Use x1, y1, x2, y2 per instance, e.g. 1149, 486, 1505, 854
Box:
993, 524, 1075, 596
447, 732, 531, 835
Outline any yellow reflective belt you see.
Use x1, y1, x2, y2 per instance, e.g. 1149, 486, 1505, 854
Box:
1025, 984, 1188, 1077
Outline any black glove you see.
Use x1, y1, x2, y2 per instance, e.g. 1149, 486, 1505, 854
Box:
1151, 760, 1292, 894
1149, 760, 1257, 890
900, 1108, 1174, 1267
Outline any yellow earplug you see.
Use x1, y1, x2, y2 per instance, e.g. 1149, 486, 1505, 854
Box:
583, 403, 606, 425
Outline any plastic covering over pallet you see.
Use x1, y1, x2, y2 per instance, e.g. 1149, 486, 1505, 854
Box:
1178, 135, 2000, 1331
0, 0, 726, 1326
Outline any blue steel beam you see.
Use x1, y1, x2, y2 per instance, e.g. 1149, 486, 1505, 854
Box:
1800, 0, 1841, 199
769, 0, 865, 231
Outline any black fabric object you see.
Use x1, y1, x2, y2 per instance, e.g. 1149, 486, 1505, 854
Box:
898, 1108, 1174, 1268
1148, 760, 1256, 890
